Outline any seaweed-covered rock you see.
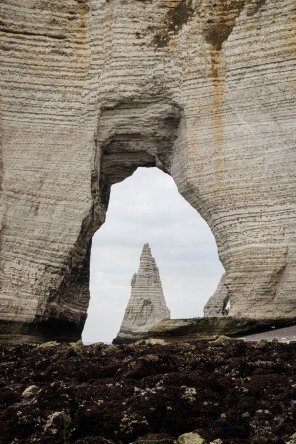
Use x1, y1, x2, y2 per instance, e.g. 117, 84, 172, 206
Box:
22, 385, 39, 399
1, 340, 296, 442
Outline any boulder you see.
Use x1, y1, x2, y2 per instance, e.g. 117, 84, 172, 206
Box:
177, 432, 206, 444
22, 385, 39, 399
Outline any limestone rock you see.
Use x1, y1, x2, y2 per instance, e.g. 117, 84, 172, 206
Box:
113, 244, 170, 343
177, 432, 206, 444
203, 273, 229, 317
148, 317, 296, 341
212, 335, 233, 345
0, 0, 296, 342
44, 411, 72, 440
37, 341, 60, 348
22, 385, 39, 399
287, 433, 296, 444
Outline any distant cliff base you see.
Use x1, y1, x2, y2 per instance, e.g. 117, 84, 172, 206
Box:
148, 317, 296, 342
113, 317, 296, 344
0, 319, 82, 344
113, 331, 149, 345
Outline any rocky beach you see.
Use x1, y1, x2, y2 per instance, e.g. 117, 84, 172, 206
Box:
1, 338, 296, 443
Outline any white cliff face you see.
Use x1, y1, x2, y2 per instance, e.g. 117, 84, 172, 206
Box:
204, 273, 229, 318
0, 0, 296, 340
119, 244, 170, 334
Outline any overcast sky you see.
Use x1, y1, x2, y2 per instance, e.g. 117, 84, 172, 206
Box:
82, 167, 224, 344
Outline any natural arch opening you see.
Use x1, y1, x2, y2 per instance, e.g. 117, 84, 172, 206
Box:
82, 167, 224, 344
34, 98, 228, 344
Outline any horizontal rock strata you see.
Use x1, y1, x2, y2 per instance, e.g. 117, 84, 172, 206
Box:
113, 243, 170, 344
203, 273, 229, 317
0, 0, 295, 341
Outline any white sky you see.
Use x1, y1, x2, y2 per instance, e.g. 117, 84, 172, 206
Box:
82, 167, 224, 344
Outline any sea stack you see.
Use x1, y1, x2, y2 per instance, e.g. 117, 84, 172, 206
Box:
113, 243, 170, 344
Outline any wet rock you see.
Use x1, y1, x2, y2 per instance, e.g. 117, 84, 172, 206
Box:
177, 432, 206, 443
37, 341, 60, 348
22, 385, 39, 399
0, 386, 21, 406
1, 341, 296, 442
123, 359, 155, 380
43, 410, 72, 442
132, 439, 174, 444
143, 339, 168, 346
212, 335, 234, 346
287, 433, 296, 444
75, 439, 116, 444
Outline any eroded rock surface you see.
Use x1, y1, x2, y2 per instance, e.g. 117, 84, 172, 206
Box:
203, 273, 229, 318
1, 340, 296, 443
114, 243, 170, 344
148, 316, 296, 341
0, 0, 296, 340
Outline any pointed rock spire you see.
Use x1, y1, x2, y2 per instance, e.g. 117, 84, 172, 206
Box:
114, 243, 170, 342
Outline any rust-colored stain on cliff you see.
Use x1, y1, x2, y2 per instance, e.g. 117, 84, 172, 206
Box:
77, 0, 87, 44
152, 0, 249, 177
151, 0, 269, 179
201, 0, 268, 178
76, 0, 89, 70
290, 0, 296, 55
201, 0, 250, 179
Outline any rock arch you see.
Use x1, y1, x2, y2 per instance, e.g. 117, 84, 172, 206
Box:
0, 0, 295, 342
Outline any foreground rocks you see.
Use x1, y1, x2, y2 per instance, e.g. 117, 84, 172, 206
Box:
1, 339, 296, 443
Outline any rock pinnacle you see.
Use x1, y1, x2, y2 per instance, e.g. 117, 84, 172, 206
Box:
118, 243, 170, 335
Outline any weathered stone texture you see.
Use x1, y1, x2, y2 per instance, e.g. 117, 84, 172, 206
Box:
115, 243, 170, 342
148, 316, 296, 341
204, 273, 229, 317
0, 0, 296, 339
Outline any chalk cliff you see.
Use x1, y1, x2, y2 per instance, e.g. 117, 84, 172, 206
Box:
204, 273, 229, 318
113, 243, 170, 343
0, 0, 295, 341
